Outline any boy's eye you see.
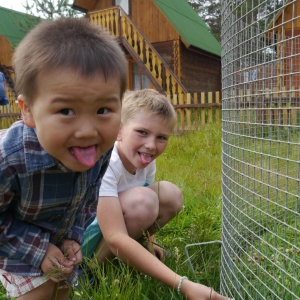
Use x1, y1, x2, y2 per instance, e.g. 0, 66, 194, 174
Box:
158, 136, 168, 141
59, 108, 75, 116
137, 130, 147, 135
97, 108, 109, 115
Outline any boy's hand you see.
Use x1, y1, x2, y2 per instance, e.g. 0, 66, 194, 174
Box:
152, 243, 165, 261
60, 239, 82, 266
41, 243, 75, 282
147, 235, 166, 261
180, 280, 233, 300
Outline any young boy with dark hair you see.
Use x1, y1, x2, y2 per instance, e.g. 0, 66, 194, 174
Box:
0, 17, 127, 300
82, 89, 233, 300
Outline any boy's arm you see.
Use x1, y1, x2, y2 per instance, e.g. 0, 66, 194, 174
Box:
0, 214, 49, 269
0, 173, 50, 269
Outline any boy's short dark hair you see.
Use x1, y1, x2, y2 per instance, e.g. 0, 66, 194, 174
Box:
13, 17, 127, 103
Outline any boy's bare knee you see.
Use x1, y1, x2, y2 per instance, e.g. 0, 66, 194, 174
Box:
156, 181, 184, 215
121, 188, 159, 225
133, 190, 159, 222
173, 185, 184, 213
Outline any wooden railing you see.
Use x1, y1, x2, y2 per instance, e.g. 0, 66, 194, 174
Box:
88, 7, 189, 99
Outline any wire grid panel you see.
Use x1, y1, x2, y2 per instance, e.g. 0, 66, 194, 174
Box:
221, 1, 300, 299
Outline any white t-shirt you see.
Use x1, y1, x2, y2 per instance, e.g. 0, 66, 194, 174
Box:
99, 143, 156, 197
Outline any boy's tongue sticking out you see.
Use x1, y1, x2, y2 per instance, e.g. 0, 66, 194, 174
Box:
71, 145, 97, 167
140, 152, 152, 164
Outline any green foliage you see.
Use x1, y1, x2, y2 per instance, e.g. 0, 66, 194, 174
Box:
188, 0, 221, 42
22, 0, 84, 19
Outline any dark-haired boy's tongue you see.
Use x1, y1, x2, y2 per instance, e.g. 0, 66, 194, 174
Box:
71, 145, 97, 167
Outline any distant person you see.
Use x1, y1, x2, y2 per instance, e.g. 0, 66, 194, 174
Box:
251, 69, 257, 81
0, 17, 127, 300
82, 89, 233, 300
0, 72, 9, 106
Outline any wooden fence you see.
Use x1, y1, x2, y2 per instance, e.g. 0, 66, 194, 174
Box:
2, 87, 298, 131
224, 86, 300, 126
0, 88, 222, 130
2, 86, 299, 131
169, 91, 221, 131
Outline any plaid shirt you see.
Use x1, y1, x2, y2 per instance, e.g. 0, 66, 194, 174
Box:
0, 121, 112, 276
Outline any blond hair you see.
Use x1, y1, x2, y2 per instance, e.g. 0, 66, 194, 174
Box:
122, 89, 176, 129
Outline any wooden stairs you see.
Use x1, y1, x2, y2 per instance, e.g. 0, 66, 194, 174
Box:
88, 6, 189, 100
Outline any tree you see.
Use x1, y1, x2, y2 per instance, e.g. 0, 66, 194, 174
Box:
23, 0, 83, 19
188, 0, 221, 42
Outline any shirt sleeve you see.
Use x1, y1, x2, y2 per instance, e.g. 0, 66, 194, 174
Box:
0, 173, 49, 269
99, 163, 119, 197
146, 160, 156, 185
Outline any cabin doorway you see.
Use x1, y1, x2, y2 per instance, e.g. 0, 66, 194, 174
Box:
115, 0, 129, 14
130, 62, 150, 90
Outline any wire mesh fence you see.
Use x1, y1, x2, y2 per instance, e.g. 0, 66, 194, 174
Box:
221, 0, 300, 299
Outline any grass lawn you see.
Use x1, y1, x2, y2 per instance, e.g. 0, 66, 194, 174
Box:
0, 123, 223, 300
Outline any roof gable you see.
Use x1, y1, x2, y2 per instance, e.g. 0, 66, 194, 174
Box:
0, 6, 41, 48
153, 0, 221, 57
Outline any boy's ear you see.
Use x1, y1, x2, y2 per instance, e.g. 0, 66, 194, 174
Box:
117, 124, 123, 141
18, 95, 36, 128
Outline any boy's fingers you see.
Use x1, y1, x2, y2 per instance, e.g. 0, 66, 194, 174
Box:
60, 258, 76, 268
65, 250, 77, 262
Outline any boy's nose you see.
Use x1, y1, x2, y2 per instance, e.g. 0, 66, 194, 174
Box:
74, 120, 98, 139
145, 137, 156, 150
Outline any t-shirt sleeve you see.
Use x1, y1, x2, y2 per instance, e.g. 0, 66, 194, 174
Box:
99, 164, 119, 197
146, 160, 156, 185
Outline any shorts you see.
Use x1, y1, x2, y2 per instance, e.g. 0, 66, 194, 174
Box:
0, 270, 48, 298
81, 218, 103, 258
0, 268, 78, 298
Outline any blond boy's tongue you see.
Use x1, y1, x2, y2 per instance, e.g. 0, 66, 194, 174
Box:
72, 145, 97, 167
140, 153, 152, 164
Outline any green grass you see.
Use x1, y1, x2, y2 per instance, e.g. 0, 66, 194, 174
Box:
0, 124, 224, 299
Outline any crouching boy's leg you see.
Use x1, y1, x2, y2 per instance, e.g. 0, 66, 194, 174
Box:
91, 182, 182, 263
94, 186, 160, 262
148, 180, 183, 231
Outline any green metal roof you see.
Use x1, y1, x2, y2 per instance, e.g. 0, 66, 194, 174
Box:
154, 0, 221, 57
0, 6, 41, 48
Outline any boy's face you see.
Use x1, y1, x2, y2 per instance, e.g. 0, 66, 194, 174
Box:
117, 112, 172, 174
18, 69, 122, 172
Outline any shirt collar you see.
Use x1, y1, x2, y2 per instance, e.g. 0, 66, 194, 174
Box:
23, 125, 59, 173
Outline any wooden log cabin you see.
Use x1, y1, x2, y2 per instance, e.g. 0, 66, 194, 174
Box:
265, 0, 300, 89
72, 0, 221, 99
